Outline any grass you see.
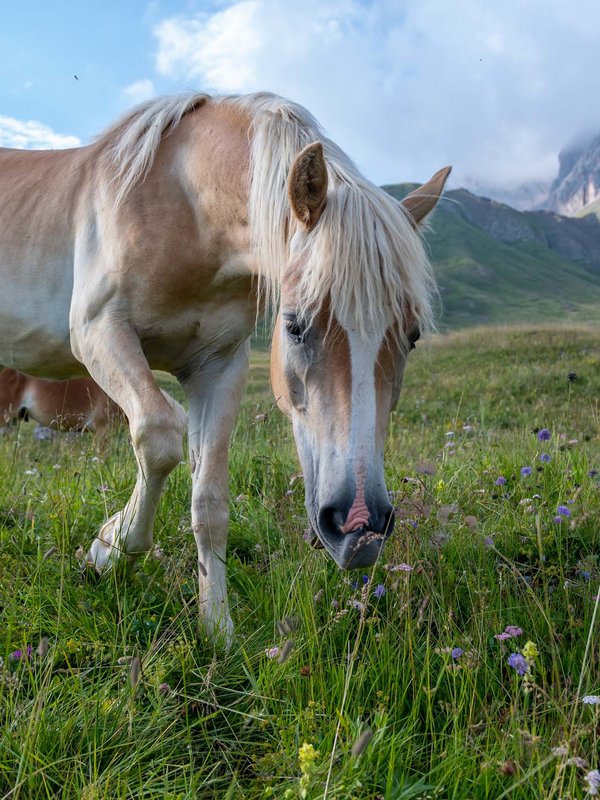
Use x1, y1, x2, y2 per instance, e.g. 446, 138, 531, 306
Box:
1, 325, 599, 799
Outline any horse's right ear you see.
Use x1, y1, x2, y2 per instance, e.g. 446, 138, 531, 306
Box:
401, 166, 452, 228
288, 142, 328, 229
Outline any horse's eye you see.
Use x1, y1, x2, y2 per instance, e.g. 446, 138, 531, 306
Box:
408, 328, 421, 351
284, 316, 307, 344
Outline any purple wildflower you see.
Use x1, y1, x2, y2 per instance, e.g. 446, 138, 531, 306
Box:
495, 476, 507, 486
484, 536, 494, 549
520, 466, 533, 477
451, 647, 464, 660
9, 645, 32, 661
537, 428, 551, 441
362, 574, 370, 585
373, 584, 386, 599
387, 563, 413, 573
553, 515, 563, 523
589, 469, 598, 478
507, 653, 529, 675
265, 647, 280, 659
557, 505, 571, 517
495, 625, 523, 641
585, 770, 600, 797
539, 453, 552, 463
582, 695, 600, 705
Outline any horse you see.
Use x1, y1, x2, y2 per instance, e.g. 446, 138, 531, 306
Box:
0, 92, 449, 642
0, 368, 124, 434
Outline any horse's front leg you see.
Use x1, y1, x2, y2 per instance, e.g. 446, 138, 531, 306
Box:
71, 316, 187, 570
180, 344, 249, 644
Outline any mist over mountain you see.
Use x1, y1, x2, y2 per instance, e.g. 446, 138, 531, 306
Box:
467, 131, 600, 217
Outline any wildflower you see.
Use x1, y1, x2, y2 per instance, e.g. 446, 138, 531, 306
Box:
522, 641, 539, 660
537, 429, 551, 441
298, 742, 319, 798
540, 453, 552, 463
553, 516, 564, 524
9, 646, 32, 662
557, 505, 571, 517
451, 647, 464, 660
362, 574, 370, 585
495, 476, 507, 486
484, 536, 494, 549
520, 466, 533, 477
552, 745, 569, 757
508, 653, 529, 675
386, 563, 413, 573
158, 682, 171, 695
582, 695, 600, 705
373, 584, 386, 599
495, 625, 523, 641
567, 372, 577, 383
585, 770, 600, 796
265, 647, 280, 659
589, 469, 598, 478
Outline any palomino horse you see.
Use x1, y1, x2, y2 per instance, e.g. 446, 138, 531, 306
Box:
0, 368, 123, 434
0, 92, 449, 641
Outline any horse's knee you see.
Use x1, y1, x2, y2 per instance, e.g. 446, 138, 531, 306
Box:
131, 410, 184, 474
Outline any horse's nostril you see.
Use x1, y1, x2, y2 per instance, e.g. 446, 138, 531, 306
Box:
318, 506, 346, 537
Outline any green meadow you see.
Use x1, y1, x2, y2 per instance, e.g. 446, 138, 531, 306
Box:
1, 325, 599, 799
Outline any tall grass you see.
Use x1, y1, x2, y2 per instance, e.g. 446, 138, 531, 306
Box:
0, 325, 599, 799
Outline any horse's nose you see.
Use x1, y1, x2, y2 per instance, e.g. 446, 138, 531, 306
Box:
316, 501, 395, 570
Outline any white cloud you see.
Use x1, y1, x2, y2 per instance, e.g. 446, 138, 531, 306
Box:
0, 116, 81, 149
122, 79, 156, 105
153, 0, 600, 188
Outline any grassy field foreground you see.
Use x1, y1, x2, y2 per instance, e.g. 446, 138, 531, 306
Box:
0, 325, 599, 799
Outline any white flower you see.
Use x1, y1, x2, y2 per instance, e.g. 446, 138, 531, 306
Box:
584, 770, 600, 796
582, 695, 600, 705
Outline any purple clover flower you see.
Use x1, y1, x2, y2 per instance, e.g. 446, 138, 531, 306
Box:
556, 505, 571, 517
507, 653, 529, 675
495, 476, 507, 486
451, 647, 464, 660
520, 466, 533, 477
539, 453, 551, 463
537, 429, 551, 441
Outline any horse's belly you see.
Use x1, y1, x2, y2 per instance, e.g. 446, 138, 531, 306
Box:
0, 299, 80, 377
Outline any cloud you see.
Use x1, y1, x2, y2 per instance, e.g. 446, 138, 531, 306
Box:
122, 79, 156, 105
152, 0, 600, 188
0, 116, 81, 149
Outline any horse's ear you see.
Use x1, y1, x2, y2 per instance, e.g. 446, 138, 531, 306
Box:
288, 142, 328, 229
401, 166, 452, 228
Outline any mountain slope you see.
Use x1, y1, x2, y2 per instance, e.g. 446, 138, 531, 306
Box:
540, 134, 600, 215
384, 184, 600, 329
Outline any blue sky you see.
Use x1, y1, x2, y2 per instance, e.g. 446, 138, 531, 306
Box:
2, 0, 600, 189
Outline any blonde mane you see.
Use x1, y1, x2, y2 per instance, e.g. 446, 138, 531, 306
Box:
100, 92, 437, 339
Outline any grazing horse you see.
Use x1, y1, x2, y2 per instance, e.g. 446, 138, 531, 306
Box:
0, 92, 449, 641
0, 368, 123, 434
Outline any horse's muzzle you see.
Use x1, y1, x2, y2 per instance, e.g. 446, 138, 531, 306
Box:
315, 504, 395, 569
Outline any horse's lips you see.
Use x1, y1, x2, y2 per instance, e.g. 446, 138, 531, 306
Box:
305, 522, 387, 568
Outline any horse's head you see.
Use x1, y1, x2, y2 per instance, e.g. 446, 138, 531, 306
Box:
271, 142, 450, 570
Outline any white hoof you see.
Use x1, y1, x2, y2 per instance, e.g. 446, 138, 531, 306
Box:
86, 512, 127, 572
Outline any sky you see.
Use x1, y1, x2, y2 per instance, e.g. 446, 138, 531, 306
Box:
2, 0, 600, 190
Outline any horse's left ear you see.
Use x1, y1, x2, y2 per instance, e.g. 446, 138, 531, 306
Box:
401, 166, 452, 228
288, 142, 328, 229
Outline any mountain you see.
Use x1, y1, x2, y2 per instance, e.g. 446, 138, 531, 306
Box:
461, 179, 550, 211
383, 184, 600, 329
539, 134, 600, 216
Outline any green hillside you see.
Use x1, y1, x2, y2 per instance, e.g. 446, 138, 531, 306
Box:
385, 184, 600, 330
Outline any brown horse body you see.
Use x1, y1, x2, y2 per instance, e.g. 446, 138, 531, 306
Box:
0, 368, 123, 433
